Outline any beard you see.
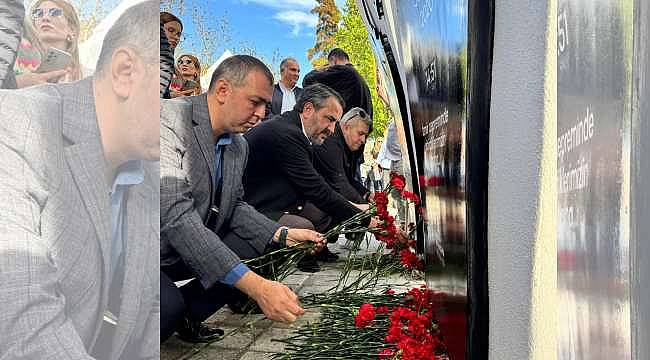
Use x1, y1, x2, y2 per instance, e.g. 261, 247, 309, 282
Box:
310, 128, 332, 145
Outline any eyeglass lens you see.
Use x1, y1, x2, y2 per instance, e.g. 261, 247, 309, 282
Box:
33, 7, 63, 19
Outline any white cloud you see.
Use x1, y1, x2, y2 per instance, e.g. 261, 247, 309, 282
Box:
241, 0, 315, 10
273, 10, 318, 36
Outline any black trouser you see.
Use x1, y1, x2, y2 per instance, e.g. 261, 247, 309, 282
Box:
160, 232, 261, 342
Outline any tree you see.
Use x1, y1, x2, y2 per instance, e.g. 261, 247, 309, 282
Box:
334, 0, 390, 137
307, 0, 340, 67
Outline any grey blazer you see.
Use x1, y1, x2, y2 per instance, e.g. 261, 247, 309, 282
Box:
161, 94, 280, 289
0, 79, 160, 359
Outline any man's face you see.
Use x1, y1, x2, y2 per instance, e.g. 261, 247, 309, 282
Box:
303, 97, 342, 145
280, 60, 300, 88
342, 119, 370, 151
217, 70, 272, 133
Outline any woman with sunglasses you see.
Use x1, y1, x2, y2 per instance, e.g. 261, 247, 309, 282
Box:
170, 54, 202, 97
14, 0, 83, 88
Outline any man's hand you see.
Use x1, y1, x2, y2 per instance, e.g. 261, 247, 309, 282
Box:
353, 202, 369, 211
235, 272, 305, 323
286, 228, 325, 253
369, 216, 381, 229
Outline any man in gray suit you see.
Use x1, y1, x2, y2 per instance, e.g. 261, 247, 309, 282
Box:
161, 54, 323, 343
0, 2, 159, 359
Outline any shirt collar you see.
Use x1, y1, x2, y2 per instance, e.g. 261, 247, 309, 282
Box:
279, 81, 295, 92
215, 133, 233, 147
110, 160, 145, 195
299, 117, 311, 145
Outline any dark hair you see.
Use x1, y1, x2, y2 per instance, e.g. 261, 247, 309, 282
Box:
208, 55, 273, 91
295, 83, 345, 113
160, 11, 183, 30
327, 48, 349, 63
96, 1, 158, 76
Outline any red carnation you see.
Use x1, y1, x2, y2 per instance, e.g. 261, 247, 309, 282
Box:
355, 303, 376, 328
390, 174, 406, 191
401, 191, 421, 205
378, 348, 394, 359
400, 249, 423, 270
374, 192, 389, 207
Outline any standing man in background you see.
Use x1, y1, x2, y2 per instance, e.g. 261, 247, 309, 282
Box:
265, 57, 302, 119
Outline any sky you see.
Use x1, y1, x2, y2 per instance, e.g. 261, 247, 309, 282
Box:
169, 0, 347, 84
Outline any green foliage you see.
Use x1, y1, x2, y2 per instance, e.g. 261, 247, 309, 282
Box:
308, 0, 341, 66
333, 0, 390, 137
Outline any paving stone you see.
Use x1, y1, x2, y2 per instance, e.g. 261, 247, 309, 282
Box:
281, 273, 310, 287
161, 336, 203, 360
238, 351, 277, 360
186, 346, 242, 360
209, 326, 262, 350
270, 310, 321, 330
248, 328, 296, 353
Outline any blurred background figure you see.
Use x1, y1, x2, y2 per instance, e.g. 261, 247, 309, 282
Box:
0, 0, 24, 89
170, 54, 202, 97
160, 10, 182, 98
15, 0, 83, 88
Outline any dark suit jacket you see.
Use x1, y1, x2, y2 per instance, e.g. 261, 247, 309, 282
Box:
302, 64, 373, 122
161, 94, 280, 289
0, 79, 159, 359
303, 64, 373, 181
265, 83, 303, 120
313, 123, 369, 204
243, 110, 360, 223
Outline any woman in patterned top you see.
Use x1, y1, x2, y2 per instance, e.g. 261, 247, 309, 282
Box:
15, 0, 82, 88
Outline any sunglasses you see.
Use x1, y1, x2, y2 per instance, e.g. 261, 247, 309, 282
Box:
177, 59, 194, 66
32, 7, 64, 19
357, 109, 367, 118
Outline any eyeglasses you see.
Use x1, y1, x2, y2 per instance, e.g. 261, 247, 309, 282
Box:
357, 109, 367, 118
177, 59, 194, 66
32, 7, 64, 19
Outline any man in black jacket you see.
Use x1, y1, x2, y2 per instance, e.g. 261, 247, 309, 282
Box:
314, 107, 372, 204
302, 48, 373, 192
244, 84, 371, 272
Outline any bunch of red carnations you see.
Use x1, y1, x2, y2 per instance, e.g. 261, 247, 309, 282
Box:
355, 286, 449, 360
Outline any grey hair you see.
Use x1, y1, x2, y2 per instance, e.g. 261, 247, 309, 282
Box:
294, 83, 345, 113
280, 57, 298, 72
95, 0, 159, 77
341, 107, 372, 128
209, 54, 273, 91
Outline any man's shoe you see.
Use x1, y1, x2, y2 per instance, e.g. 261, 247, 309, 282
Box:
176, 318, 224, 343
315, 246, 339, 263
297, 255, 321, 272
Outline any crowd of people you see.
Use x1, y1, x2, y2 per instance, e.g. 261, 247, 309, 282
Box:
159, 10, 406, 346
